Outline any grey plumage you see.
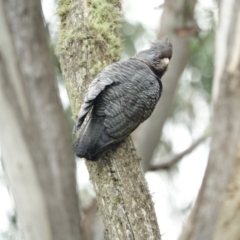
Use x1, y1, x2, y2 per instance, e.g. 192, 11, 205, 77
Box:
73, 38, 172, 161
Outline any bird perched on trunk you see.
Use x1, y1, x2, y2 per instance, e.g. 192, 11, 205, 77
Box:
73, 38, 172, 161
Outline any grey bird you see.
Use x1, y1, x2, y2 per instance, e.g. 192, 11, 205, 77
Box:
73, 38, 172, 161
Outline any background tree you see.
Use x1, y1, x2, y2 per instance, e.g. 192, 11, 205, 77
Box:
133, 0, 198, 171
0, 0, 83, 240
180, 0, 240, 239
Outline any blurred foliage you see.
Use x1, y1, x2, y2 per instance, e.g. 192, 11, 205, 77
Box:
120, 20, 145, 57
169, 29, 215, 133
168, 4, 216, 133
189, 30, 215, 101
0, 212, 22, 240
0, 158, 22, 240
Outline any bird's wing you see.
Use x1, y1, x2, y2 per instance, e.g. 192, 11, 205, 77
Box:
93, 59, 162, 141
73, 63, 122, 133
104, 83, 161, 140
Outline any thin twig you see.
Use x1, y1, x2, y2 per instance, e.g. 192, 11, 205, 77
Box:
149, 134, 209, 171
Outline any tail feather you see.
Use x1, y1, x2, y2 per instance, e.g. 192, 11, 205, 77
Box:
74, 117, 114, 161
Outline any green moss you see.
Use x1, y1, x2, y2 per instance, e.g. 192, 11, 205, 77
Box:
57, 0, 122, 67
86, 0, 123, 64
56, 0, 73, 54
57, 0, 71, 25
57, 0, 123, 118
65, 80, 81, 119
112, 195, 121, 206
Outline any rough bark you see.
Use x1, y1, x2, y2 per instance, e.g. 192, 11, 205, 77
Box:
57, 0, 161, 239
133, 0, 198, 171
0, 1, 82, 240
212, 139, 240, 240
179, 0, 240, 239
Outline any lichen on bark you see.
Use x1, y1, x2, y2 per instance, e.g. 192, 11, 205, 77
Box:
57, 0, 122, 118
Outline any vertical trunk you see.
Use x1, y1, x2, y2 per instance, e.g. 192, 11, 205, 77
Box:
179, 1, 240, 239
57, 0, 161, 239
0, 0, 82, 240
212, 138, 240, 240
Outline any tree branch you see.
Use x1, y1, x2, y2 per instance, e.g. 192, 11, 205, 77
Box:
57, 0, 161, 239
149, 134, 208, 171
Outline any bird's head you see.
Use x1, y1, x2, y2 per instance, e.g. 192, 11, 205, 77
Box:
134, 37, 172, 78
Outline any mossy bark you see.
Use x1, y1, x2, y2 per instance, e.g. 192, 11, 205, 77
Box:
57, 0, 161, 239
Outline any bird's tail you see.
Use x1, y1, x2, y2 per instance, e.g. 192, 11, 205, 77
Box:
73, 116, 110, 161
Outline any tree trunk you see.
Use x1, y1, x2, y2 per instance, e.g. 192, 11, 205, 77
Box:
57, 0, 161, 239
179, 0, 240, 239
133, 0, 197, 171
0, 1, 82, 240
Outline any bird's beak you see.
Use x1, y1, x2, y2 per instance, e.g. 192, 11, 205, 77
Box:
161, 58, 169, 66
158, 58, 170, 71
